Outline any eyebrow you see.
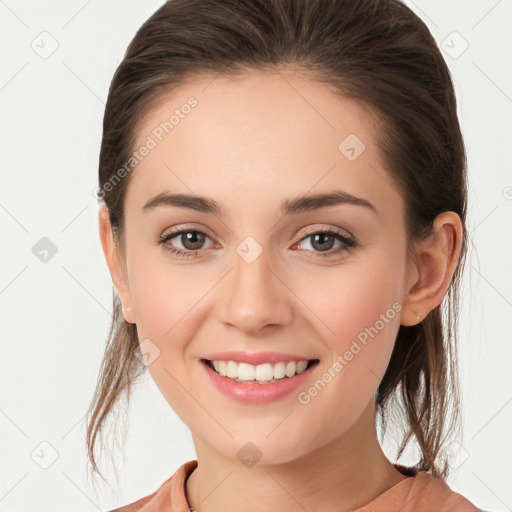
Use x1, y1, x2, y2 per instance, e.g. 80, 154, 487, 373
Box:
142, 190, 377, 216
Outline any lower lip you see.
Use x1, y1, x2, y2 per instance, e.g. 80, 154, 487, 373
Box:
200, 359, 320, 404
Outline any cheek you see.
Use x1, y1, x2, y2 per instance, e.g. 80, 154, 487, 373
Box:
128, 249, 206, 341
294, 250, 404, 399
127, 256, 205, 417
297, 254, 403, 343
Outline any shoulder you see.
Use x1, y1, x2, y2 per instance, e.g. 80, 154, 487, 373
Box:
106, 460, 198, 512
359, 468, 483, 512
403, 471, 482, 511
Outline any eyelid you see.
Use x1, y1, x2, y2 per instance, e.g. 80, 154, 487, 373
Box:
297, 224, 355, 240
161, 222, 215, 237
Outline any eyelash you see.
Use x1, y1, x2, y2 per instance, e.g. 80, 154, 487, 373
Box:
158, 225, 357, 260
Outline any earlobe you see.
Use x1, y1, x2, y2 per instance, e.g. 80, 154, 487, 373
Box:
121, 306, 134, 324
98, 206, 136, 324
400, 211, 463, 326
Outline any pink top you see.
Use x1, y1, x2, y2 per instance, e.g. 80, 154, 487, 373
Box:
108, 460, 483, 512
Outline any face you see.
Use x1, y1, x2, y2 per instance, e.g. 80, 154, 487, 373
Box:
117, 69, 413, 464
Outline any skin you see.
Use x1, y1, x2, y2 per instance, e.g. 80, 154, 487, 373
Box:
99, 68, 462, 512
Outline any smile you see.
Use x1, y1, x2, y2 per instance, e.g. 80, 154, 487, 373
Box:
200, 358, 320, 403
205, 359, 319, 383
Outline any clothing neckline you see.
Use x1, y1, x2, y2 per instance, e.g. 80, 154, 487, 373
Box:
178, 460, 425, 511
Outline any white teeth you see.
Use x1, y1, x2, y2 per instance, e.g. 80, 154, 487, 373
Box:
238, 362, 255, 381
255, 363, 273, 381
285, 361, 296, 377
296, 360, 308, 374
210, 359, 312, 383
273, 361, 286, 379
226, 360, 238, 379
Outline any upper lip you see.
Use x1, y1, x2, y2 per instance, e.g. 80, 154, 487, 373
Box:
202, 351, 319, 366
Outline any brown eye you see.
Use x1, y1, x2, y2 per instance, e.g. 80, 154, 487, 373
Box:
294, 228, 357, 258
309, 233, 336, 252
178, 231, 207, 250
158, 228, 214, 259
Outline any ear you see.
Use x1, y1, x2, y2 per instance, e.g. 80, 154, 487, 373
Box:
400, 211, 463, 326
98, 206, 136, 324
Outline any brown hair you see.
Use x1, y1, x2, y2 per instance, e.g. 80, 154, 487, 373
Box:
87, 0, 468, 483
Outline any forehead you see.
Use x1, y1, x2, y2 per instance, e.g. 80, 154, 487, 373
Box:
126, 69, 402, 221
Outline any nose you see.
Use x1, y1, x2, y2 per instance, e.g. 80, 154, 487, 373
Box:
217, 246, 293, 335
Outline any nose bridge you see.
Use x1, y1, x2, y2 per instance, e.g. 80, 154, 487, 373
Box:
218, 237, 292, 332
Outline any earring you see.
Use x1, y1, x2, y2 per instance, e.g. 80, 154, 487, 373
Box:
413, 310, 421, 322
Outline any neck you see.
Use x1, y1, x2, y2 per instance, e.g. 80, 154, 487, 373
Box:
185, 399, 408, 512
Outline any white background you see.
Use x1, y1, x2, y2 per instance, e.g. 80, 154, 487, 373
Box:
1, 0, 511, 510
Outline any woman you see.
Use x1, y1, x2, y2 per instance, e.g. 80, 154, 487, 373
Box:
87, 0, 484, 510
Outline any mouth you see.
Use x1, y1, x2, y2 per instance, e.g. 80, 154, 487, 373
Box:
201, 358, 320, 384
199, 357, 321, 403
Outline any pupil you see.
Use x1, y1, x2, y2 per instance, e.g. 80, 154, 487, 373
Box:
183, 231, 204, 250
312, 234, 333, 251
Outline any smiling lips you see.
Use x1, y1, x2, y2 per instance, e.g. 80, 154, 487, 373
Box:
201, 350, 319, 383
201, 356, 320, 403
207, 359, 313, 383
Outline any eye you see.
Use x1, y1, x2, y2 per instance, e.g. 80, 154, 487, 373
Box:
158, 225, 357, 260
158, 227, 215, 259
293, 227, 357, 258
